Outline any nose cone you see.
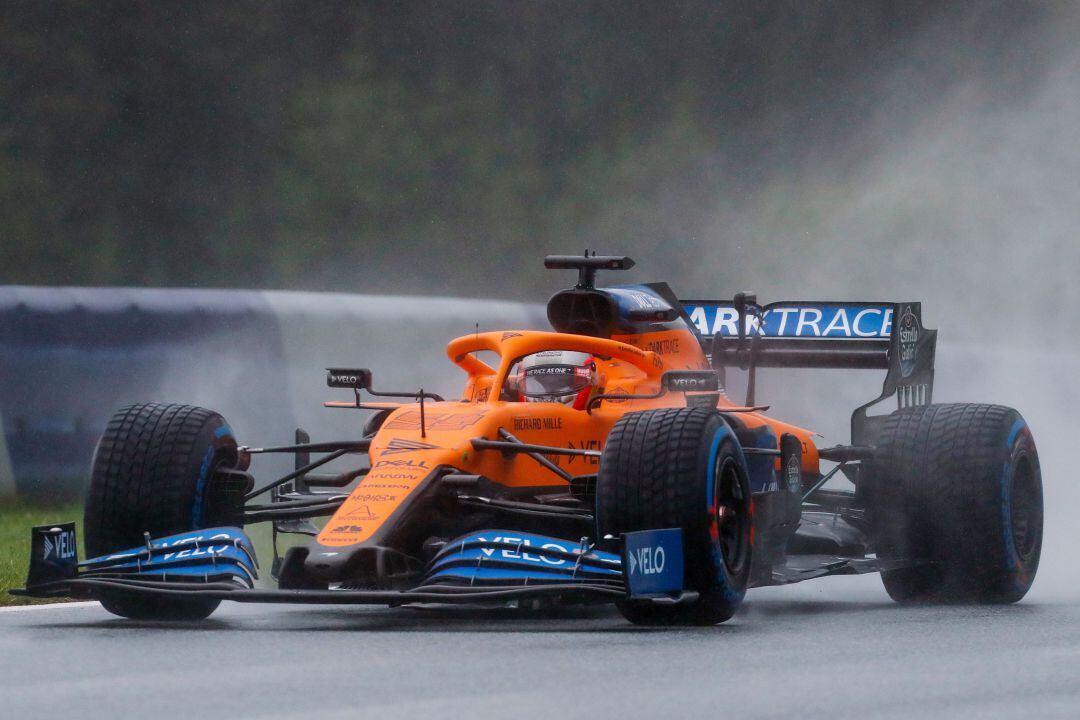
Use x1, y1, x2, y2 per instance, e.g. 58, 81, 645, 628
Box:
300, 544, 423, 587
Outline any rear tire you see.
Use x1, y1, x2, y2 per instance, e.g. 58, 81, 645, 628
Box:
597, 408, 752, 625
85, 403, 239, 620
869, 403, 1042, 603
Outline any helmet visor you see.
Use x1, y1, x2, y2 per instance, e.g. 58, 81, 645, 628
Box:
520, 365, 592, 399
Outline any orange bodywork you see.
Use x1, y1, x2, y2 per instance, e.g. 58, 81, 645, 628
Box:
317, 328, 820, 548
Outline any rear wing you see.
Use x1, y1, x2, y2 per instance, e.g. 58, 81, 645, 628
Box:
680, 299, 937, 445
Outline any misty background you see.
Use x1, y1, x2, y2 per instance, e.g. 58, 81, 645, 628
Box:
2, 2, 1078, 598
6, 2, 1075, 310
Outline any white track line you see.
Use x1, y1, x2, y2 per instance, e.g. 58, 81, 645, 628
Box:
0, 600, 99, 613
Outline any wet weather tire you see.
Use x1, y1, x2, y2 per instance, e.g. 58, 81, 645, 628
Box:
597, 408, 752, 625
85, 403, 239, 620
869, 403, 1042, 603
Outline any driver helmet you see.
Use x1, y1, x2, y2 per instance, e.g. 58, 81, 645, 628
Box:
516, 350, 597, 409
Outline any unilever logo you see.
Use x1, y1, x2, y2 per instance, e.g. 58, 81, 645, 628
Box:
898, 305, 921, 378
785, 453, 802, 492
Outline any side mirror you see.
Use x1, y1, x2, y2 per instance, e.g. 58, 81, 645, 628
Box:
587, 370, 721, 413
661, 370, 720, 393
326, 368, 372, 390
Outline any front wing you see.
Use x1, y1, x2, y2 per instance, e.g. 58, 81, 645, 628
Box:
12, 524, 688, 606
13, 524, 902, 607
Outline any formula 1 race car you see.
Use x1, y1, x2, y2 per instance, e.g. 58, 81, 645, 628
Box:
15, 254, 1044, 624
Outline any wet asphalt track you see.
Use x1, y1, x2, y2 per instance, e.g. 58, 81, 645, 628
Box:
4, 575, 1079, 720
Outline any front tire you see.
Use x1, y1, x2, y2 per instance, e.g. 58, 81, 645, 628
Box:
85, 403, 239, 620
869, 403, 1043, 603
597, 408, 752, 625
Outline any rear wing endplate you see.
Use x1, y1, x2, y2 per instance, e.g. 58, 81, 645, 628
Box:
680, 300, 937, 445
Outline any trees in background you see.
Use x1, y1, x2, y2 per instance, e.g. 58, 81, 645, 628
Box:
2, 1, 1023, 297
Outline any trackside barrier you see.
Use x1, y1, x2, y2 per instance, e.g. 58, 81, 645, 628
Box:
0, 287, 546, 501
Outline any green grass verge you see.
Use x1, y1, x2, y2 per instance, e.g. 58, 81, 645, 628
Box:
0, 502, 84, 606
